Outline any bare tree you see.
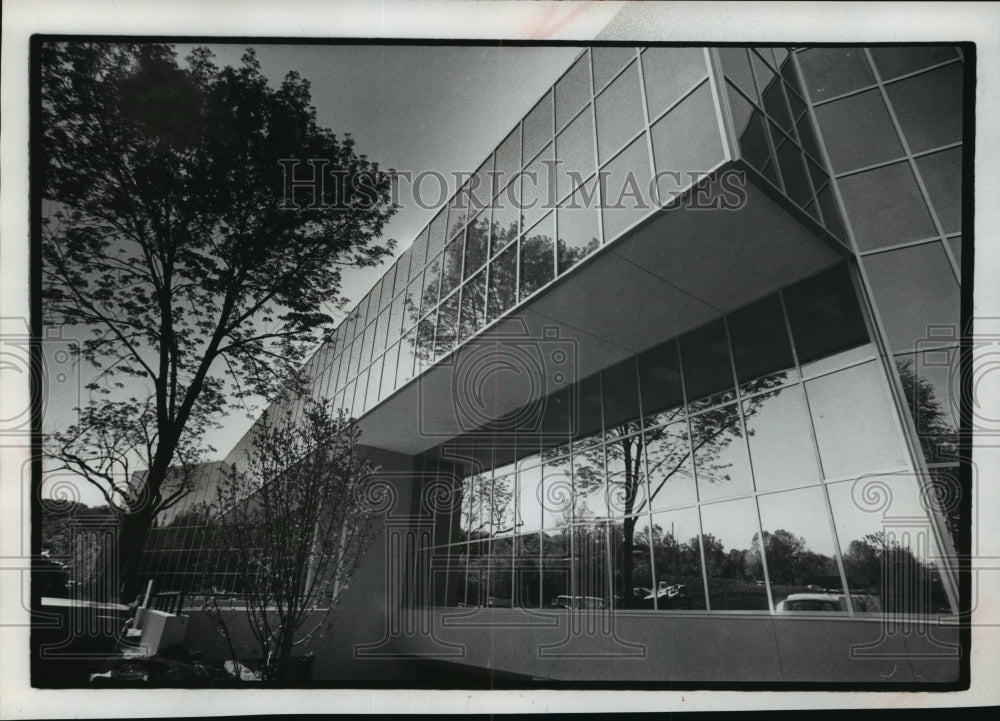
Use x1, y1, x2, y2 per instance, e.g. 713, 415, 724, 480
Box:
205, 401, 379, 681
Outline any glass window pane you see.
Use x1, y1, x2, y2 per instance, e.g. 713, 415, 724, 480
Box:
758, 486, 842, 608
435, 291, 460, 360
838, 161, 936, 251
641, 47, 708, 120
388, 291, 406, 346
947, 235, 962, 269
542, 462, 573, 530
489, 474, 518, 538
517, 464, 544, 532
572, 374, 604, 450
728, 85, 773, 179
783, 265, 870, 371
761, 72, 794, 135
602, 357, 641, 437
458, 270, 486, 343
863, 242, 961, 354
428, 207, 449, 259
557, 178, 601, 275
415, 312, 436, 371
817, 184, 848, 243
571, 521, 612, 607
403, 273, 424, 332
519, 213, 555, 300
520, 142, 554, 231
470, 154, 495, 212
595, 62, 644, 164
813, 90, 903, 174
691, 403, 753, 502
895, 350, 960, 464
393, 250, 411, 296
638, 338, 685, 428
773, 132, 812, 207
380, 343, 398, 402
700, 498, 768, 610
396, 328, 417, 387
651, 81, 726, 203
744, 384, 822, 493
648, 508, 707, 610
556, 52, 592, 132
495, 125, 522, 191
447, 191, 470, 242
592, 46, 636, 93
600, 135, 653, 242
728, 294, 796, 389
514, 532, 543, 609
680, 318, 736, 410
869, 46, 960, 81
572, 449, 607, 520
796, 111, 824, 163
720, 47, 758, 104
645, 421, 697, 512
886, 63, 963, 154
805, 361, 909, 479
523, 90, 554, 165
555, 106, 596, 202
492, 176, 520, 254
613, 513, 656, 609
421, 251, 442, 317
605, 434, 648, 517
827, 475, 953, 614
915, 147, 962, 234
408, 228, 429, 280
487, 242, 518, 322
441, 233, 464, 298
464, 209, 490, 279
796, 47, 875, 101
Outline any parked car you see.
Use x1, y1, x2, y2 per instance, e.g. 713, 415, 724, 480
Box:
644, 581, 692, 609
775, 592, 882, 613
549, 595, 606, 610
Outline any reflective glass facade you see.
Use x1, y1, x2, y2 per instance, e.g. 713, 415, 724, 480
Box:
138, 43, 967, 683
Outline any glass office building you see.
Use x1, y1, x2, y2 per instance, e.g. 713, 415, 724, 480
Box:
140, 45, 967, 684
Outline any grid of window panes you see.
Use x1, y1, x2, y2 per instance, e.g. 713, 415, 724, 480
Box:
413, 264, 954, 615
792, 47, 964, 496
281, 46, 730, 430
716, 47, 846, 243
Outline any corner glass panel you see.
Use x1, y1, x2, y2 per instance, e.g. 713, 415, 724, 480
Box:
773, 132, 813, 208
648, 507, 707, 610
805, 360, 909, 479
885, 62, 963, 154
645, 421, 697, 512
758, 486, 843, 610
863, 242, 961, 354
915, 147, 962, 235
728, 84, 773, 182
691, 402, 753, 502
827, 476, 953, 614
813, 90, 903, 174
699, 497, 768, 610
744, 384, 822, 493
557, 178, 601, 275
869, 46, 959, 82
838, 162, 936, 251
895, 350, 960, 464
719, 47, 758, 103
595, 62, 644, 164
556, 52, 592, 132
783, 265, 870, 372
519, 213, 555, 300
641, 47, 708, 120
796, 47, 875, 101
679, 318, 736, 411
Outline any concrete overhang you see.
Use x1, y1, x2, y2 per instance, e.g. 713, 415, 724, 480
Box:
357, 163, 848, 457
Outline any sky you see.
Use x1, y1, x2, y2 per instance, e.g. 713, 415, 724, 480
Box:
41, 41, 583, 506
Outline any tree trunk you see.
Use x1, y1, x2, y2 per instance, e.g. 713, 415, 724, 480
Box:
117, 508, 155, 602
622, 516, 635, 609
